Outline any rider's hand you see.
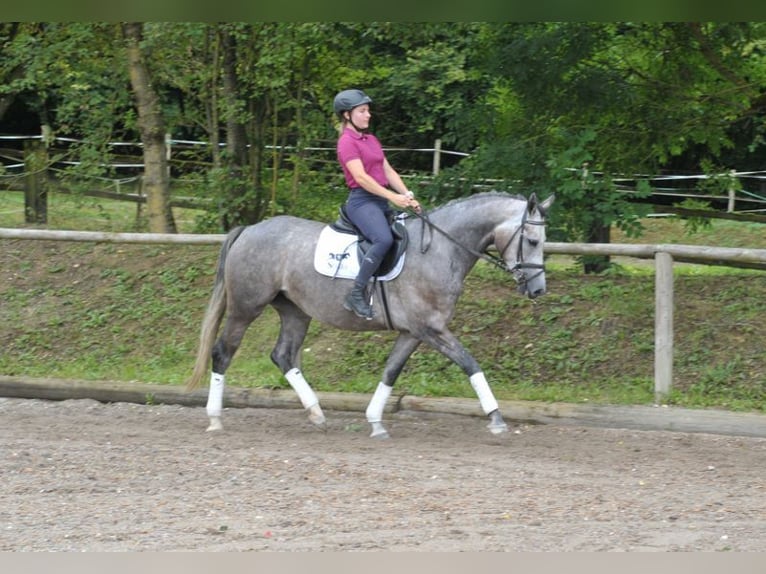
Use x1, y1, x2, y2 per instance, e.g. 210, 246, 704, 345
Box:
400, 190, 421, 213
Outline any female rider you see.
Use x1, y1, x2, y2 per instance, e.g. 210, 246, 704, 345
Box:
334, 88, 421, 319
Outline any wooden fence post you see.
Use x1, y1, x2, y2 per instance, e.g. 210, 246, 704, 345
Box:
727, 169, 736, 213
654, 251, 674, 402
23, 139, 48, 224
432, 138, 442, 176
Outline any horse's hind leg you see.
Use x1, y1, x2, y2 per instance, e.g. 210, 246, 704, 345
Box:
365, 333, 421, 439
206, 310, 262, 431
270, 296, 325, 427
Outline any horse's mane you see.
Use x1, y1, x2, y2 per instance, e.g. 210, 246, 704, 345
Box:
428, 190, 527, 214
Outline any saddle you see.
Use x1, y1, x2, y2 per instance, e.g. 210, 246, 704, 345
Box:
330, 206, 409, 278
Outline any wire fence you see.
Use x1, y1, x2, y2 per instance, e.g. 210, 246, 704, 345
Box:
2, 134, 766, 216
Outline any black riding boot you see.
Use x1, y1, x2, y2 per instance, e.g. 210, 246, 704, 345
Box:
344, 283, 373, 319
345, 247, 385, 320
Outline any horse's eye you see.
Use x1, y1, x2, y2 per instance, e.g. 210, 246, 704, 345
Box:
527, 238, 539, 248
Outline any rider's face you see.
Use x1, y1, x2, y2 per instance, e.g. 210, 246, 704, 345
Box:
348, 105, 371, 130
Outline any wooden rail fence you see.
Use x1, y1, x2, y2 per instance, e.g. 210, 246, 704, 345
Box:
2, 227, 765, 402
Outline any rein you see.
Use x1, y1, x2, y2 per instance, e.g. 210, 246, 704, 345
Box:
407, 202, 547, 285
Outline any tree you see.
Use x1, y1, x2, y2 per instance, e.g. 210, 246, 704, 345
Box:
147, 22, 340, 228
3, 23, 491, 228
462, 22, 766, 272
7, 22, 762, 243
0, 23, 25, 123
0, 23, 178, 231
122, 22, 176, 233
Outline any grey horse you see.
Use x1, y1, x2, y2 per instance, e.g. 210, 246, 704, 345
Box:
186, 191, 554, 438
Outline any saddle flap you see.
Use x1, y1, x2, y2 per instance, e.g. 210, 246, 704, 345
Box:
313, 226, 406, 282
380, 217, 408, 275
328, 207, 409, 277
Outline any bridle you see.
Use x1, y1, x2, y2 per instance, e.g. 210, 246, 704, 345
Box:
494, 206, 547, 287
409, 200, 547, 289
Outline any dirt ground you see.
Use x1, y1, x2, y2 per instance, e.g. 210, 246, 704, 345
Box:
1, 397, 765, 552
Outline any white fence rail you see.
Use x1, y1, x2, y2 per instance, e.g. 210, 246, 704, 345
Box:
3, 133, 766, 216
2, 227, 765, 401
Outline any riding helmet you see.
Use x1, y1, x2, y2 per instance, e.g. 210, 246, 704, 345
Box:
333, 89, 372, 115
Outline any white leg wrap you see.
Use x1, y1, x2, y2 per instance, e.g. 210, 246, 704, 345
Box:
285, 368, 319, 409
366, 382, 392, 423
206, 372, 225, 418
470, 372, 499, 415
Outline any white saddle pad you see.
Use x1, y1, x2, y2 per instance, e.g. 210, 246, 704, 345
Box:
313, 226, 405, 281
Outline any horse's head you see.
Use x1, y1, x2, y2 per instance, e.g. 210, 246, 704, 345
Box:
495, 192, 555, 299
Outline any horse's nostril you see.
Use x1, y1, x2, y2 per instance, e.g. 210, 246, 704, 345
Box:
529, 288, 546, 299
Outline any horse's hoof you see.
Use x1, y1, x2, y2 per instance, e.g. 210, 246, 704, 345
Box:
309, 414, 327, 427
369, 421, 390, 439
206, 417, 223, 432
487, 410, 509, 435
308, 405, 326, 427
487, 421, 509, 435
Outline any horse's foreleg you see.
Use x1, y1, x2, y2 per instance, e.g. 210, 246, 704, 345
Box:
366, 334, 421, 439
366, 382, 392, 439
271, 297, 325, 428
469, 371, 508, 435
420, 328, 509, 435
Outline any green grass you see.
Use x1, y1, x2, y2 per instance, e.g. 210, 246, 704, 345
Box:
0, 189, 203, 233
1, 190, 765, 413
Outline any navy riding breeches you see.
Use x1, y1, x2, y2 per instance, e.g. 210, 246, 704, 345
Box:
344, 188, 394, 286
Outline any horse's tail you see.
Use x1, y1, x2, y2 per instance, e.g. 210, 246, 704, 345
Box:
186, 226, 246, 391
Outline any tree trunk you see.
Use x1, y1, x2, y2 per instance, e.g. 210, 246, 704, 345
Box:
206, 27, 221, 168
583, 222, 611, 274
23, 139, 48, 224
220, 28, 249, 229
290, 59, 307, 209
580, 163, 611, 274
249, 94, 269, 222
217, 26, 268, 229
122, 22, 176, 233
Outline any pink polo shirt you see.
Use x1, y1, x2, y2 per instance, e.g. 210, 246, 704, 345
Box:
337, 127, 388, 189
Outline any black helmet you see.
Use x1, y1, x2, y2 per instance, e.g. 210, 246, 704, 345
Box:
333, 89, 372, 115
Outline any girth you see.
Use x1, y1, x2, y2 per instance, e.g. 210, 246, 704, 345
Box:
330, 206, 409, 277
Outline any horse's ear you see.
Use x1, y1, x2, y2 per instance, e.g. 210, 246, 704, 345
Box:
527, 192, 538, 214
539, 194, 555, 217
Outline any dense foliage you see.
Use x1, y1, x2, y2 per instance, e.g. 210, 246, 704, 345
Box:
2, 23, 765, 243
